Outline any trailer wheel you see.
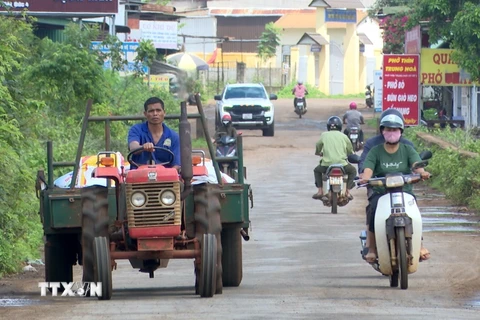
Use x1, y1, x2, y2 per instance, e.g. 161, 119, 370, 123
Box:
93, 236, 112, 300
221, 227, 243, 287
45, 235, 73, 291
81, 186, 109, 292
193, 184, 223, 296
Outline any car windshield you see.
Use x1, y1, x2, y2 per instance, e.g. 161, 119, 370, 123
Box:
224, 87, 266, 99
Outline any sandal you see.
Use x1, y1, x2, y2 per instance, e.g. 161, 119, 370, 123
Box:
365, 250, 377, 263
312, 193, 323, 200
347, 194, 354, 200
420, 247, 430, 262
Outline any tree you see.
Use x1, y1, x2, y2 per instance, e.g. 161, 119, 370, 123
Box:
257, 22, 281, 62
406, 0, 480, 81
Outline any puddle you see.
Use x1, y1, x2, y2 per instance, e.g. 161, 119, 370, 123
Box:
0, 298, 43, 307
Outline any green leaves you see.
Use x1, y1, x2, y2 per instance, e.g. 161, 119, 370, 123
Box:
404, 126, 480, 209
0, 15, 182, 276
257, 22, 282, 62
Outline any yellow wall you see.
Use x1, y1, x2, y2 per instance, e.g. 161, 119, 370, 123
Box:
343, 23, 360, 94
191, 50, 275, 69
359, 53, 366, 90
316, 7, 330, 94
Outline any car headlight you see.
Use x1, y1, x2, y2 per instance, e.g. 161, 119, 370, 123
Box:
131, 191, 146, 207
160, 190, 176, 206
263, 106, 271, 111
385, 175, 404, 188
223, 106, 232, 111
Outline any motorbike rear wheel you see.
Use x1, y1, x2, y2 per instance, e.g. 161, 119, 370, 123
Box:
331, 192, 338, 214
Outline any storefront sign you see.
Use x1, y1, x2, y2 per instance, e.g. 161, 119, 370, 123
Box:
373, 70, 383, 113
405, 25, 421, 54
420, 48, 476, 86
325, 9, 357, 23
382, 54, 420, 126
0, 0, 118, 13
127, 21, 178, 50
146, 75, 170, 91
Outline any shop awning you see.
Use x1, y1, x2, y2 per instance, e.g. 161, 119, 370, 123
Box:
296, 32, 329, 46
358, 33, 373, 45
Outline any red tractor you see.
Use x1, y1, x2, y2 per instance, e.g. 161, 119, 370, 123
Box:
37, 97, 250, 300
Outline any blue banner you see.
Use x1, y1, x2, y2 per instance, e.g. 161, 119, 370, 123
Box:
90, 41, 149, 74
325, 9, 357, 23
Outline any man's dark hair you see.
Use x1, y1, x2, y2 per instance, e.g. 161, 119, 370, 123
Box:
144, 97, 165, 111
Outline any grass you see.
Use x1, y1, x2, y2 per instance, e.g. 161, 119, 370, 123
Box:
365, 118, 379, 129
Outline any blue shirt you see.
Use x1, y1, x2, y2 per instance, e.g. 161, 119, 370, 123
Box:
358, 134, 414, 173
127, 122, 181, 169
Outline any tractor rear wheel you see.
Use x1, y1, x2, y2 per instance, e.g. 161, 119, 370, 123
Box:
193, 184, 223, 296
81, 186, 109, 290
45, 235, 73, 290
221, 227, 243, 287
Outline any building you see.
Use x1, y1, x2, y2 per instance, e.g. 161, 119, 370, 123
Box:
277, 0, 382, 95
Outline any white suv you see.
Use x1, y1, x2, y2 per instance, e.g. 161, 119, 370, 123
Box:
214, 83, 277, 136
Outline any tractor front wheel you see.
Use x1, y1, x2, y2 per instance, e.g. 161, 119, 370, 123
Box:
93, 236, 112, 300
199, 234, 217, 297
193, 184, 223, 296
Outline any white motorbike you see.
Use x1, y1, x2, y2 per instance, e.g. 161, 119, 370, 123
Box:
349, 151, 432, 290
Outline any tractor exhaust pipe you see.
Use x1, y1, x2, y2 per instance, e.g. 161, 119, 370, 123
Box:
179, 100, 192, 200
240, 228, 250, 241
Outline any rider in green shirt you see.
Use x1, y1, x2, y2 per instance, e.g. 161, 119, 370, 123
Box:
313, 116, 356, 201
359, 113, 431, 263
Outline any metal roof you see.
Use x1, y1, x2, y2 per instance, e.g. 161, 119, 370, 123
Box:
309, 0, 365, 8
210, 8, 315, 17
274, 11, 317, 29
358, 33, 373, 45
297, 32, 329, 46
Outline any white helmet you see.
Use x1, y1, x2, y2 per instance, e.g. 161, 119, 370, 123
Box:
297, 80, 303, 85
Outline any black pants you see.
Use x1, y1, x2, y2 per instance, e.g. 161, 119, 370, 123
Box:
344, 128, 364, 143
366, 192, 416, 232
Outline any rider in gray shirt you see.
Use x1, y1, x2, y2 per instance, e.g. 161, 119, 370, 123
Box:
343, 102, 365, 144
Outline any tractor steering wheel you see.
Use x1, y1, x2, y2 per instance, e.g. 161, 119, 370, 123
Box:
127, 146, 175, 169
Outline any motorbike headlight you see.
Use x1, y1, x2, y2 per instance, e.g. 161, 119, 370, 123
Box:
385, 175, 404, 188
160, 190, 176, 206
131, 191, 146, 207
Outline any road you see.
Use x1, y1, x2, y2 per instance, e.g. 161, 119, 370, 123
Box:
1, 98, 480, 319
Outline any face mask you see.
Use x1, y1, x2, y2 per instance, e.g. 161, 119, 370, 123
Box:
383, 130, 401, 144
223, 121, 230, 126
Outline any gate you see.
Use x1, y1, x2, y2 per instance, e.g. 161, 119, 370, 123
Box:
329, 40, 344, 95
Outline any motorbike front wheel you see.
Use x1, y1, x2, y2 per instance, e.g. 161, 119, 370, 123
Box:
396, 227, 408, 290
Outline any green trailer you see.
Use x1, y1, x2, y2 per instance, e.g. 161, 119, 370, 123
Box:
36, 96, 252, 298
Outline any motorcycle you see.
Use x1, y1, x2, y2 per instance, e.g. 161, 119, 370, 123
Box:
215, 135, 237, 176
348, 126, 362, 151
349, 151, 432, 290
318, 155, 353, 214
294, 96, 307, 118
365, 85, 373, 108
